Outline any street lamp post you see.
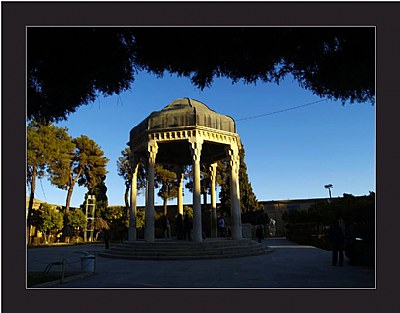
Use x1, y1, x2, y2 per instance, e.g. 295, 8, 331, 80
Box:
324, 184, 333, 199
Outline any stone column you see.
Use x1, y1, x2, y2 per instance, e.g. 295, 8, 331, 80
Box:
228, 144, 242, 240
176, 167, 184, 215
189, 137, 203, 242
210, 163, 218, 238
145, 140, 158, 242
128, 157, 139, 241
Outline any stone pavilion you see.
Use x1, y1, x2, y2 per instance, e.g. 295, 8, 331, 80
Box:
128, 98, 242, 242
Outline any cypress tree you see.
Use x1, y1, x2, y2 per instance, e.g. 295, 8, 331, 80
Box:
218, 144, 266, 224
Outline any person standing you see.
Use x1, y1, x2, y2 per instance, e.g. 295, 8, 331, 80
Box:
183, 214, 192, 241
256, 225, 264, 243
176, 213, 184, 240
104, 228, 111, 249
218, 213, 226, 237
329, 220, 344, 266
163, 214, 171, 239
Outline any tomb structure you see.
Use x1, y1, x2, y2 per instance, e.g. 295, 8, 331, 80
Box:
128, 98, 242, 242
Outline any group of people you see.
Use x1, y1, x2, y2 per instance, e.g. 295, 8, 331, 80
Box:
163, 212, 229, 240
329, 220, 358, 266
103, 211, 231, 243
164, 213, 193, 240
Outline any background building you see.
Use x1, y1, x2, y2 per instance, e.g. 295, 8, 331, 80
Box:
259, 198, 330, 236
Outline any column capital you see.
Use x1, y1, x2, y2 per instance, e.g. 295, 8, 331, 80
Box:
227, 144, 240, 174
209, 163, 217, 179
189, 137, 203, 162
147, 140, 158, 165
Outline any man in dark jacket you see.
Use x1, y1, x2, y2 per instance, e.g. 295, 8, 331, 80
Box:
329, 220, 344, 266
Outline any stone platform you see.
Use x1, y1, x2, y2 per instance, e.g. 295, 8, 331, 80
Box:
99, 238, 267, 260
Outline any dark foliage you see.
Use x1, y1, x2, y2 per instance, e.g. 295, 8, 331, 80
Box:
241, 210, 269, 225
133, 27, 374, 103
28, 27, 375, 122
283, 192, 375, 266
102, 206, 129, 242
28, 27, 136, 122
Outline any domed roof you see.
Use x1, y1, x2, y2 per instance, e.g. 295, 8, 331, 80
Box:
130, 98, 236, 138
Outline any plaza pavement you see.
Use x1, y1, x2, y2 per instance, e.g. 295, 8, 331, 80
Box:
27, 237, 375, 288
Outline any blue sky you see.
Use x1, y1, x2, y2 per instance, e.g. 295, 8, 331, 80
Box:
29, 71, 376, 208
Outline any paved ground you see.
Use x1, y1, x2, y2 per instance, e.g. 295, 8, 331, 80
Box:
27, 237, 375, 288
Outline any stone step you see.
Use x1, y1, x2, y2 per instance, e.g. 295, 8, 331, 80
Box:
116, 238, 253, 246
111, 240, 257, 251
111, 239, 261, 249
106, 246, 264, 256
98, 239, 268, 260
99, 249, 266, 261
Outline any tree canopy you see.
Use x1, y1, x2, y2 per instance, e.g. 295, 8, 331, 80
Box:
26, 121, 74, 244
28, 27, 375, 122
31, 203, 63, 243
47, 134, 109, 227
67, 208, 87, 232
155, 164, 179, 215
28, 27, 136, 122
